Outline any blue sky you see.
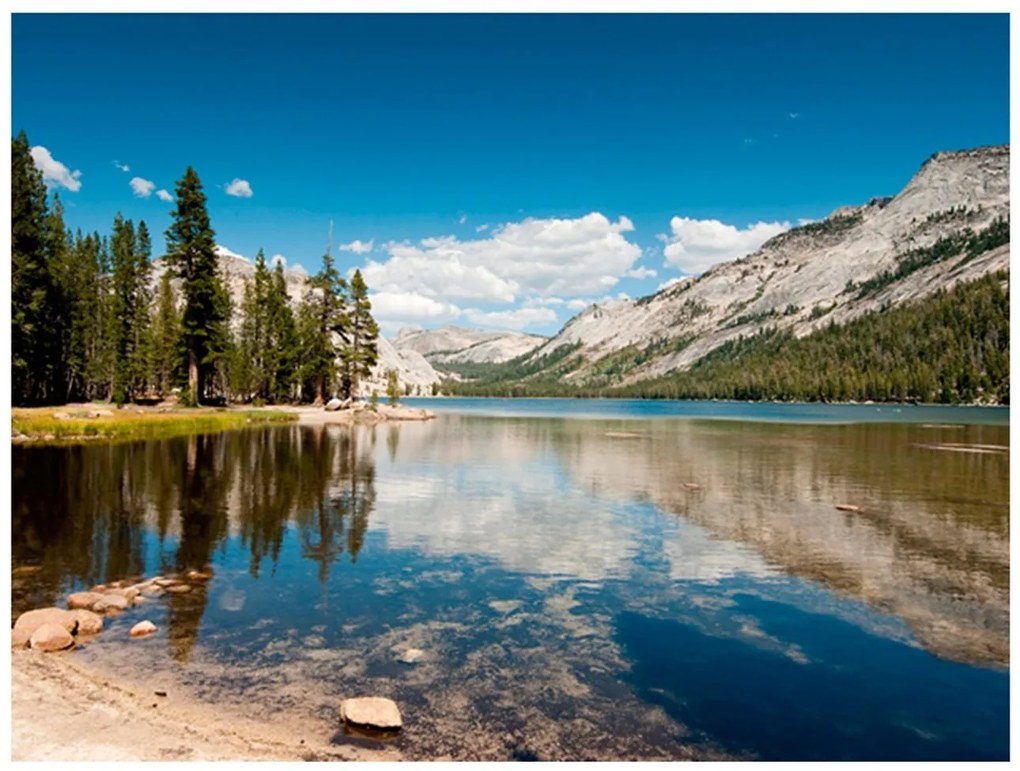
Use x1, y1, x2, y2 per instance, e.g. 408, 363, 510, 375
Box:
12, 13, 1009, 335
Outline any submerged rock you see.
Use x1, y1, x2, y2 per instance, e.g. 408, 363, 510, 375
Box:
130, 620, 158, 638
93, 595, 130, 613
340, 697, 403, 731
29, 623, 74, 652
399, 648, 426, 665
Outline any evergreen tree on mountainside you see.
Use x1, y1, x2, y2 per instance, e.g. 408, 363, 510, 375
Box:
12, 131, 63, 404
148, 270, 183, 398
338, 269, 379, 400
266, 260, 300, 402
298, 249, 350, 404
109, 215, 153, 403
163, 167, 230, 404
42, 195, 72, 400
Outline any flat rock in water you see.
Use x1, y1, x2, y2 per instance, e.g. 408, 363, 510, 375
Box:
130, 620, 158, 638
105, 586, 140, 603
324, 398, 343, 412
93, 595, 130, 613
835, 504, 863, 513
69, 609, 104, 636
67, 591, 105, 611
29, 623, 75, 652
166, 584, 193, 594
12, 608, 78, 647
340, 697, 403, 731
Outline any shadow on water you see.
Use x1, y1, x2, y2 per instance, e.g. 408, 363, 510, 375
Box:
615, 595, 1009, 761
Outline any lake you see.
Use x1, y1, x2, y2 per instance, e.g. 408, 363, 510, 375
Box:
11, 400, 1010, 760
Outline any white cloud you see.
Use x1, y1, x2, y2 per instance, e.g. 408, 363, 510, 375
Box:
661, 216, 790, 275
797, 217, 817, 227
475, 223, 489, 233
29, 146, 82, 192
225, 178, 253, 198
156, 189, 174, 202
458, 214, 467, 225
339, 239, 374, 254
130, 177, 156, 198
113, 160, 130, 172
463, 306, 558, 331
657, 277, 687, 292
789, 112, 800, 119
369, 291, 462, 324
271, 254, 287, 268
625, 266, 657, 279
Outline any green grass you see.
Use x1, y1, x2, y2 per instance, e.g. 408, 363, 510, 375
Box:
11, 406, 297, 444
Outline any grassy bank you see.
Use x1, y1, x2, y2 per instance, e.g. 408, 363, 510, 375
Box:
11, 405, 297, 444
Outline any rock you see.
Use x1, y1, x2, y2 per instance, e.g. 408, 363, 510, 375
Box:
340, 697, 402, 732
42, 433, 55, 441
399, 648, 425, 664
166, 583, 192, 594
130, 620, 157, 638
682, 482, 702, 491
105, 586, 140, 604
324, 398, 343, 412
52, 411, 70, 420
12, 608, 78, 647
154, 577, 181, 588
139, 584, 165, 597
67, 591, 105, 611
30, 623, 75, 652
93, 594, 130, 613
186, 569, 213, 582
69, 609, 104, 636
835, 504, 863, 513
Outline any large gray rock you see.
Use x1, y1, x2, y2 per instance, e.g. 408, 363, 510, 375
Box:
324, 398, 343, 412
12, 608, 77, 647
340, 697, 402, 731
29, 623, 75, 652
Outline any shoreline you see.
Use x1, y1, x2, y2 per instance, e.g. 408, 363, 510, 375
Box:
10, 648, 401, 761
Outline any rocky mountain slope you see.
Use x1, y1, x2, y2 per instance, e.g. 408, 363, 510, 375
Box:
522, 145, 1009, 386
152, 252, 443, 396
393, 325, 546, 366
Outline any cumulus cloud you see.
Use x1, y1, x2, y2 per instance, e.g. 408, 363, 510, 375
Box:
225, 178, 253, 198
30, 146, 82, 191
463, 306, 558, 331
130, 177, 156, 198
625, 266, 657, 279
339, 239, 374, 254
156, 189, 174, 202
369, 291, 462, 324
661, 216, 790, 275
113, 160, 130, 172
458, 214, 467, 225
475, 223, 489, 233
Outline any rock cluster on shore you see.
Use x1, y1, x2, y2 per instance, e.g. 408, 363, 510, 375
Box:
11, 570, 211, 651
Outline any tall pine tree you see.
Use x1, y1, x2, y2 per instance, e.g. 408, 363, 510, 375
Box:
163, 167, 228, 404
298, 249, 349, 404
339, 269, 379, 400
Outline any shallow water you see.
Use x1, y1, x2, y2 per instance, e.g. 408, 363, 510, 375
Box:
11, 404, 1009, 760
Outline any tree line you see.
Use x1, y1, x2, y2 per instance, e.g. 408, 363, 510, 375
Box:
12, 131, 380, 407
446, 272, 1009, 405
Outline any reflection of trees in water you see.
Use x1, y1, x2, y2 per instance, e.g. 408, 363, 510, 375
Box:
11, 425, 377, 654
295, 427, 377, 583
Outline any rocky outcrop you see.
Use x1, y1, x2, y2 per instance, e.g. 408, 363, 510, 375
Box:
394, 325, 546, 365
29, 624, 74, 652
523, 145, 1009, 386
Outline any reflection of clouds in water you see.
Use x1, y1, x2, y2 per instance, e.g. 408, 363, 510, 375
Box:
660, 518, 775, 582
371, 472, 639, 581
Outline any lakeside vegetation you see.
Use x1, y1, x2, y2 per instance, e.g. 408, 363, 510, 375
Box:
11, 406, 297, 443
12, 130, 380, 409
444, 272, 1009, 405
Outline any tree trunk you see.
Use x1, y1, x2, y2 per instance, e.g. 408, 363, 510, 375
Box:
188, 348, 199, 405
314, 374, 325, 406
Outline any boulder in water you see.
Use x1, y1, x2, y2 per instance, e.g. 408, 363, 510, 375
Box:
340, 697, 403, 732
324, 398, 343, 412
30, 623, 75, 652
130, 620, 158, 638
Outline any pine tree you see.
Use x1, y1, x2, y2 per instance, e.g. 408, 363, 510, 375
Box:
12, 130, 60, 404
163, 167, 228, 404
266, 260, 299, 403
42, 194, 72, 400
149, 269, 182, 398
339, 269, 379, 400
132, 221, 153, 397
386, 369, 400, 406
298, 249, 349, 403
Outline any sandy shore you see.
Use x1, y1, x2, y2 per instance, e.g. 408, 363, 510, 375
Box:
10, 648, 401, 761
281, 402, 436, 426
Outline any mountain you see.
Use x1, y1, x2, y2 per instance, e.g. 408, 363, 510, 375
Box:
502, 145, 1009, 390
393, 325, 547, 366
152, 252, 443, 396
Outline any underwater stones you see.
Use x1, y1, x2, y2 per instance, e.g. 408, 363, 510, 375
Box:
340, 697, 403, 732
67, 592, 105, 611
130, 620, 158, 638
69, 609, 104, 636
399, 648, 426, 664
105, 586, 140, 604
12, 608, 79, 646
29, 623, 75, 652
